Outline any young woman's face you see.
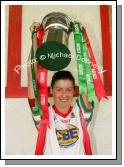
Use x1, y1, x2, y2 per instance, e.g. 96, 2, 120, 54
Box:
51, 79, 75, 109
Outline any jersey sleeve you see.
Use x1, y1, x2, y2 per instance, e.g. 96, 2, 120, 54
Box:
28, 99, 51, 131
77, 94, 94, 124
28, 98, 41, 131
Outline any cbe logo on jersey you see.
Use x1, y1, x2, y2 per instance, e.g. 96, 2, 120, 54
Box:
56, 124, 79, 147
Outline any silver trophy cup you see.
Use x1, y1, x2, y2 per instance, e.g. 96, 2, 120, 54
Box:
36, 12, 72, 71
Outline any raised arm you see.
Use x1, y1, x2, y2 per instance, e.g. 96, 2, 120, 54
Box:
27, 22, 41, 130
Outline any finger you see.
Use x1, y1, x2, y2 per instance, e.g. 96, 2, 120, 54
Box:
30, 22, 40, 32
32, 22, 40, 27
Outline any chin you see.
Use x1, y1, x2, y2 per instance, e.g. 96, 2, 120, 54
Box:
60, 102, 70, 108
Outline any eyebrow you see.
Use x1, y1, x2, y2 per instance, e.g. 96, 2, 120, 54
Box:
54, 86, 73, 89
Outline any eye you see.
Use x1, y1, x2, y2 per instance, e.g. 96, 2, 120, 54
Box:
67, 88, 73, 92
56, 88, 62, 92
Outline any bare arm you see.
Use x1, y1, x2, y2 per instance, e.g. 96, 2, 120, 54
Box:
27, 22, 40, 99
27, 22, 41, 130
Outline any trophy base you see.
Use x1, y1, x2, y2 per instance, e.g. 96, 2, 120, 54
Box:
36, 41, 71, 71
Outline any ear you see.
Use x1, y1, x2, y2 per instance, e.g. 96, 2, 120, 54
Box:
50, 87, 53, 95
73, 86, 75, 96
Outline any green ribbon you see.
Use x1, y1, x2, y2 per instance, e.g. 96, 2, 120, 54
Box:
71, 21, 97, 103
31, 27, 44, 117
71, 22, 87, 95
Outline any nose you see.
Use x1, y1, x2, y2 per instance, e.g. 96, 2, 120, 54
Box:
61, 90, 68, 98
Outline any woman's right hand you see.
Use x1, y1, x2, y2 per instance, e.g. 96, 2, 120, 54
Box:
30, 22, 40, 33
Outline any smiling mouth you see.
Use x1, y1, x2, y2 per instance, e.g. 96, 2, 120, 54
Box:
60, 99, 68, 102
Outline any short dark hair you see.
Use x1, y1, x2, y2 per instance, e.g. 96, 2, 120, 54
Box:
51, 70, 75, 88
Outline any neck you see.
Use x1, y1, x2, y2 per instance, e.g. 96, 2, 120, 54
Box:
55, 104, 70, 114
